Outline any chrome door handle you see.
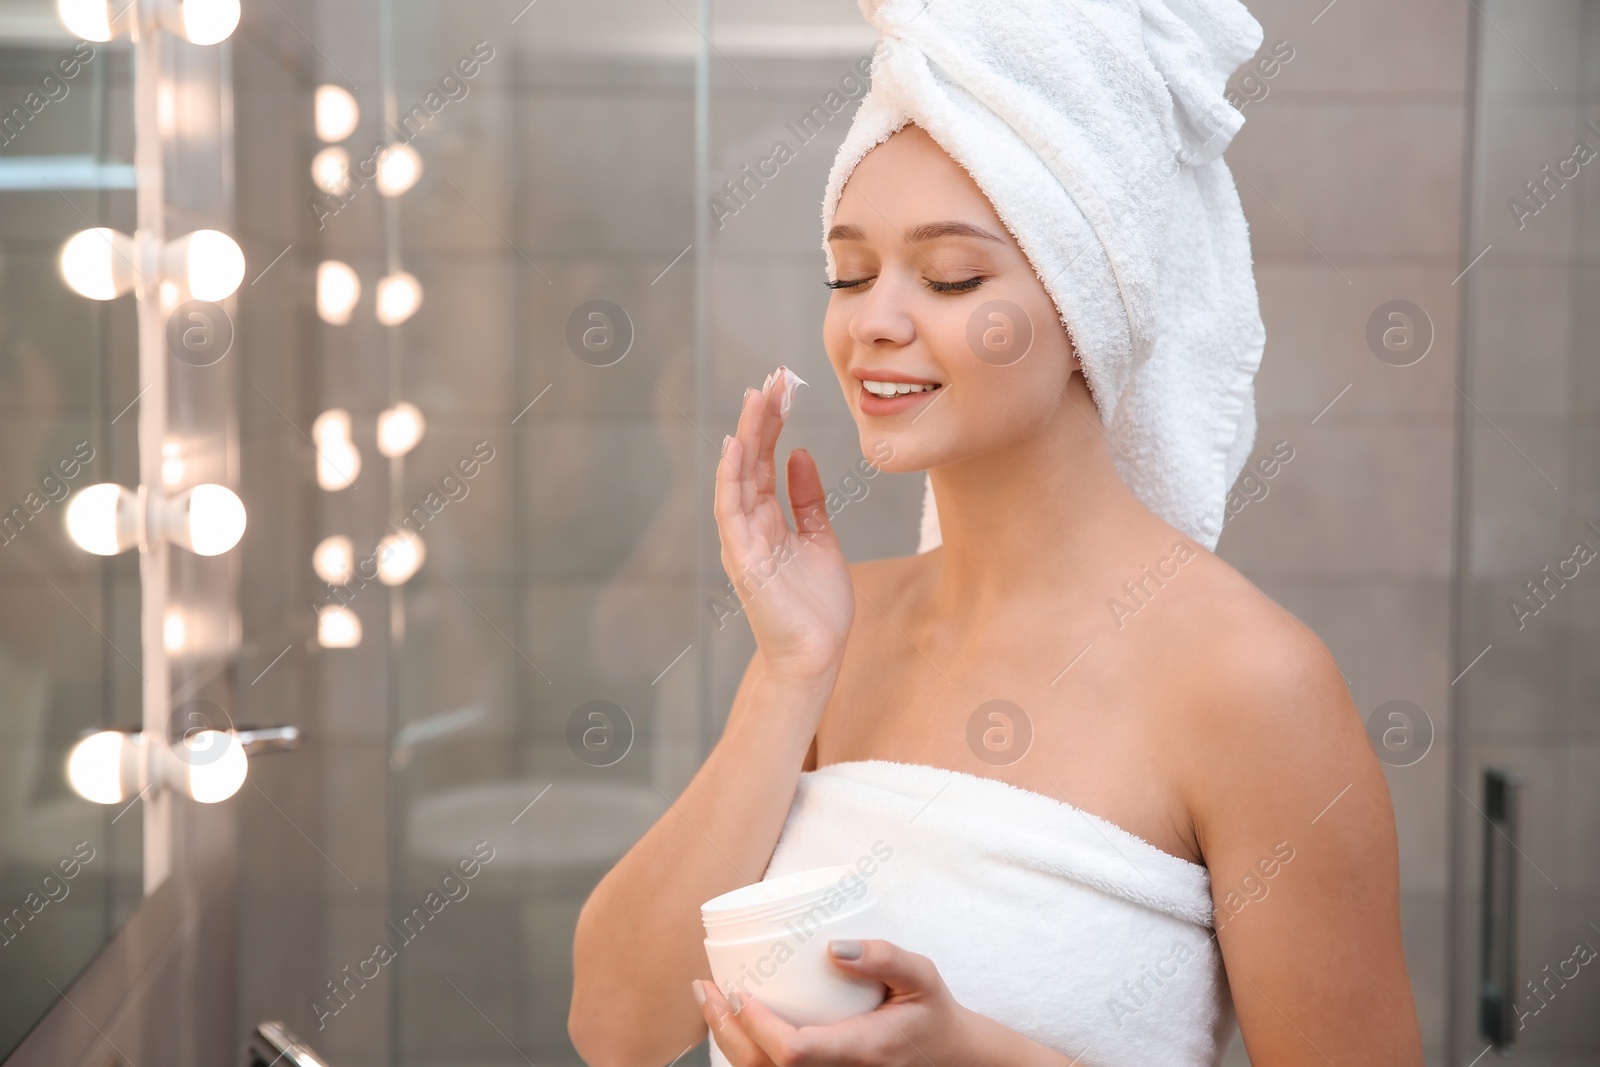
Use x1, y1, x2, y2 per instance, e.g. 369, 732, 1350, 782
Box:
244, 1020, 329, 1067
236, 725, 302, 756
1478, 767, 1520, 1048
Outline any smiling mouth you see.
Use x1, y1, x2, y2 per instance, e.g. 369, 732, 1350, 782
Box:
860, 381, 941, 398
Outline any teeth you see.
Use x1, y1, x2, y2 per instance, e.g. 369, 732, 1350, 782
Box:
863, 380, 938, 398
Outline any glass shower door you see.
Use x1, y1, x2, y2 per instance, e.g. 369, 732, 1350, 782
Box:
1452, 1, 1600, 1061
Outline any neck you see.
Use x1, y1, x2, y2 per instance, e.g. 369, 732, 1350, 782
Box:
922, 376, 1173, 616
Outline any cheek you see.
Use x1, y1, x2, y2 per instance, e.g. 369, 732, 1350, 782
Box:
823, 301, 854, 376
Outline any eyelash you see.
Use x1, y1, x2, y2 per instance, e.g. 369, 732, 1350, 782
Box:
824, 275, 987, 293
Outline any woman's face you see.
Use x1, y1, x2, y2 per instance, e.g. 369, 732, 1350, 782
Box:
823, 124, 1079, 473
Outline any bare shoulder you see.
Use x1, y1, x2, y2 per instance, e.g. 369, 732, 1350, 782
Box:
1157, 557, 1421, 1059
1153, 551, 1386, 845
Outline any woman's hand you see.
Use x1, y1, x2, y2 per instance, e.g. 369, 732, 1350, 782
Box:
693, 939, 1037, 1067
695, 940, 969, 1066
715, 367, 855, 684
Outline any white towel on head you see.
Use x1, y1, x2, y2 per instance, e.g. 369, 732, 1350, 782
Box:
745, 760, 1234, 1066
821, 0, 1267, 553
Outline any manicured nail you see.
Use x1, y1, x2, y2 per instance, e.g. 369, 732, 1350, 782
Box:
721, 434, 733, 455
691, 979, 706, 1006
829, 939, 862, 960
729, 991, 744, 1012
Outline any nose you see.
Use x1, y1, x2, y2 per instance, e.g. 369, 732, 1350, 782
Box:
847, 274, 917, 349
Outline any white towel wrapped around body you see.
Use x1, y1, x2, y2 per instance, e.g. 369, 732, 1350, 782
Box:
750, 760, 1234, 1066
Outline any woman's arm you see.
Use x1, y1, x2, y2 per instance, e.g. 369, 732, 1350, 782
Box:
569, 653, 838, 1066
570, 375, 858, 1066
1183, 603, 1425, 1065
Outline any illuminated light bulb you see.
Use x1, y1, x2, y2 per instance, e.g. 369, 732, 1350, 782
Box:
164, 608, 187, 653
315, 85, 359, 143
311, 146, 352, 196
375, 271, 422, 325
376, 532, 424, 585
164, 229, 245, 302
65, 483, 138, 556
160, 279, 179, 311
317, 604, 362, 648
375, 143, 422, 197
60, 227, 136, 301
165, 483, 246, 556
312, 408, 353, 447
316, 260, 361, 324
67, 730, 136, 804
316, 439, 361, 491
312, 535, 355, 585
165, 0, 241, 44
376, 402, 425, 457
180, 730, 248, 802
56, 0, 112, 41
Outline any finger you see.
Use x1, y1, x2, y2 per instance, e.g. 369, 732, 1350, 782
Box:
697, 980, 774, 1067
785, 448, 836, 542
735, 387, 763, 514
752, 372, 787, 503
714, 436, 753, 564
827, 939, 940, 996
723, 992, 807, 1067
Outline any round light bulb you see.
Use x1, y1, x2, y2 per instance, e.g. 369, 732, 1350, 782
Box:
312, 408, 353, 447
182, 730, 248, 802
375, 143, 422, 197
315, 85, 359, 142
65, 483, 137, 556
316, 439, 361, 491
56, 0, 112, 41
317, 605, 362, 648
177, 229, 245, 301
317, 260, 361, 324
376, 402, 425, 457
66, 730, 128, 804
376, 532, 425, 585
375, 271, 422, 325
168, 483, 246, 556
313, 535, 355, 585
60, 227, 135, 300
176, 0, 240, 44
311, 146, 352, 196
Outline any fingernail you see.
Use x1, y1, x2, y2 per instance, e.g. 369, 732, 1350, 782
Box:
691, 979, 706, 1006
729, 992, 744, 1011
829, 939, 862, 960
721, 434, 733, 455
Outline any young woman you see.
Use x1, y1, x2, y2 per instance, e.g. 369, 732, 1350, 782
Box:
571, 3, 1423, 1064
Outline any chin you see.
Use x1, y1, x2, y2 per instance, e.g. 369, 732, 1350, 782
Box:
854, 429, 939, 475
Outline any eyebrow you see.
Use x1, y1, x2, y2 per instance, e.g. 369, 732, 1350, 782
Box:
826, 220, 1004, 244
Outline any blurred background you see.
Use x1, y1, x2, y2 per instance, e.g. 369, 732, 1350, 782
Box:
0, 0, 1595, 1065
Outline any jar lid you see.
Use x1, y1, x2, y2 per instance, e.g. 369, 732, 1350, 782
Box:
701, 864, 867, 928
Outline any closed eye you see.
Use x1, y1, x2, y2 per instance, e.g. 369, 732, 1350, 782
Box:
826, 275, 987, 292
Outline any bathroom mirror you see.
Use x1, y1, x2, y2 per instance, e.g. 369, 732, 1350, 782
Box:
0, 7, 145, 1057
